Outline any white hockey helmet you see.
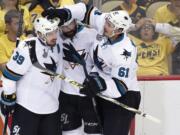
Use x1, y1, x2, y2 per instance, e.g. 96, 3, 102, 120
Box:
34, 17, 59, 36
61, 18, 76, 26
105, 10, 132, 33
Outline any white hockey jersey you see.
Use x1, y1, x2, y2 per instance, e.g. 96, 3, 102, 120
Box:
61, 24, 97, 96
67, 3, 139, 98
91, 34, 139, 98
2, 37, 63, 114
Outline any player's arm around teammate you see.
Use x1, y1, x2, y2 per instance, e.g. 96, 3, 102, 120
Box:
43, 3, 141, 135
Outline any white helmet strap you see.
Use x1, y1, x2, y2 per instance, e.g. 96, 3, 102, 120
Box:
109, 28, 123, 38
37, 31, 49, 45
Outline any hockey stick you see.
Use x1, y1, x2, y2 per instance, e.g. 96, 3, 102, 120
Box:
31, 48, 161, 124
2, 114, 8, 135
40, 68, 160, 123
29, 40, 160, 123
96, 94, 161, 123
62, 43, 160, 123
68, 44, 161, 124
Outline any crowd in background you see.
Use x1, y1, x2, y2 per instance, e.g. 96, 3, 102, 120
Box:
0, 0, 180, 77
101, 0, 180, 76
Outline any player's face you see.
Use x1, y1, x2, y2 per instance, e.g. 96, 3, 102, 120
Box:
61, 20, 77, 38
140, 24, 154, 41
45, 29, 58, 46
104, 19, 122, 38
104, 19, 116, 37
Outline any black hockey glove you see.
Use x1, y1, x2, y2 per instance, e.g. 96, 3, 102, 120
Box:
41, 8, 71, 26
80, 72, 107, 97
0, 92, 16, 116
63, 43, 86, 65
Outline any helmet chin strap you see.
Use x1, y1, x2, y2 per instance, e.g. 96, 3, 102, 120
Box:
37, 33, 49, 46
109, 26, 125, 38
41, 34, 56, 47
107, 27, 118, 38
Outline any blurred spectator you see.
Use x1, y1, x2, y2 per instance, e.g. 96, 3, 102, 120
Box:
154, 0, 180, 74
111, 0, 146, 23
0, 10, 26, 76
28, 0, 74, 23
136, 0, 169, 8
110, 0, 146, 38
130, 20, 178, 76
154, 0, 180, 26
0, 0, 32, 36
20, 0, 32, 5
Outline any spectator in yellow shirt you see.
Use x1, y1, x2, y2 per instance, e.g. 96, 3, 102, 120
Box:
131, 21, 177, 76
153, 0, 180, 74
136, 0, 169, 9
0, 9, 25, 75
154, 0, 180, 26
28, 0, 74, 23
0, 0, 32, 37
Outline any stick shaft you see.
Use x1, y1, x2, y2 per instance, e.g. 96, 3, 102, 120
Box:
47, 70, 161, 123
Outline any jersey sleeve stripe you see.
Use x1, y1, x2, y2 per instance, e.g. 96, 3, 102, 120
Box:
83, 5, 94, 25
2, 66, 23, 81
112, 78, 128, 96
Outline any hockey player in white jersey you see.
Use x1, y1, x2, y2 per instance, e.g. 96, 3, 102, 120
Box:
0, 17, 62, 135
42, 2, 141, 135
59, 18, 103, 135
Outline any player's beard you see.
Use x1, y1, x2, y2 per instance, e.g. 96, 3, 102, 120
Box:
62, 27, 77, 39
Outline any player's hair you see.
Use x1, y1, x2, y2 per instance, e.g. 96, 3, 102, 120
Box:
4, 9, 20, 24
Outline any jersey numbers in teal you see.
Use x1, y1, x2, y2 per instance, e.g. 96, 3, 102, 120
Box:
13, 51, 25, 65
118, 67, 129, 78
